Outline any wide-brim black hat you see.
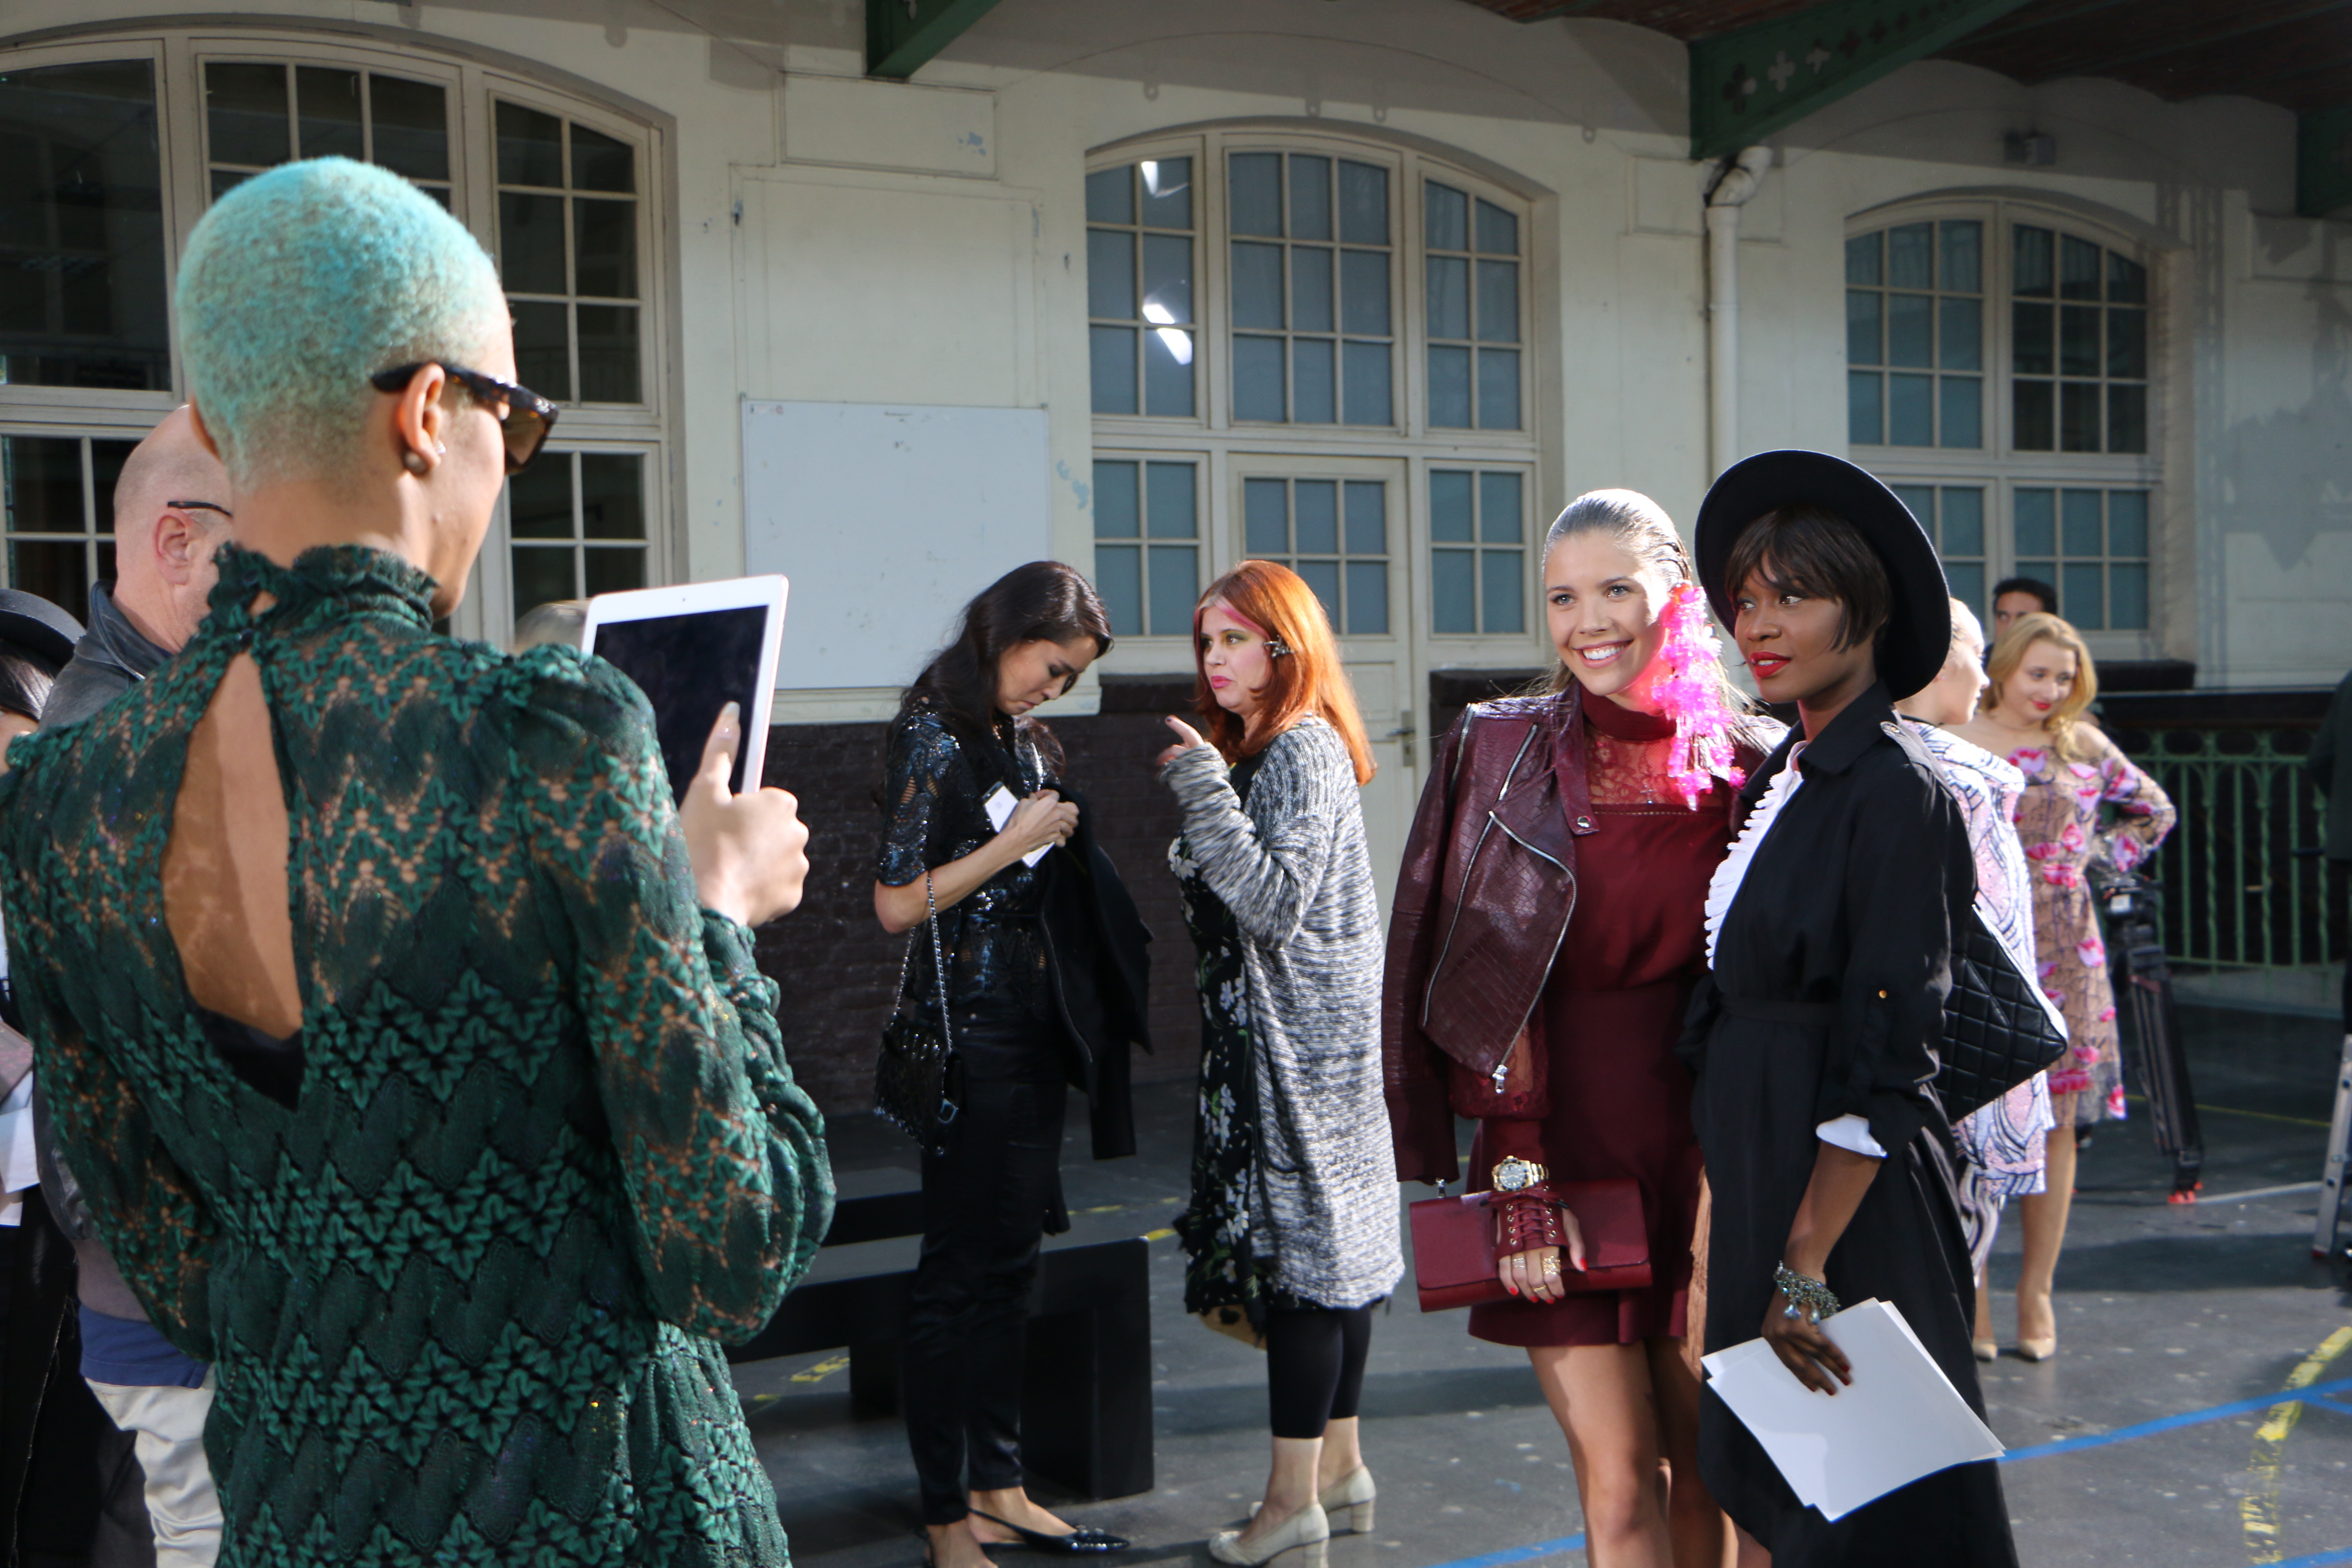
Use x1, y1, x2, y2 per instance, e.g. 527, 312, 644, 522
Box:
0, 588, 82, 668
1694, 450, 1951, 702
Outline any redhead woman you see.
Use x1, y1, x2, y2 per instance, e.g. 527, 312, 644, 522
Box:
1386, 491, 1776, 1568
1953, 612, 2173, 1360
1157, 561, 1401, 1568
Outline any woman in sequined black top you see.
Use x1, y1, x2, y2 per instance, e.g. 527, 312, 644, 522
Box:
873, 561, 1142, 1568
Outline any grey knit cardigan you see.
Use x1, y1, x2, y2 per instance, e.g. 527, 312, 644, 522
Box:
1163, 715, 1404, 1310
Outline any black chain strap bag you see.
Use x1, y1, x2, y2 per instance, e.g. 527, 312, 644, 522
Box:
873, 870, 963, 1154
1937, 906, 2068, 1121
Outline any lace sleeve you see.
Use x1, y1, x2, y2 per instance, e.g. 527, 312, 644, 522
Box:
877, 712, 962, 888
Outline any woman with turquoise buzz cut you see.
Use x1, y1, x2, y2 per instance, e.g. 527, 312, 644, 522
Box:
0, 156, 833, 1565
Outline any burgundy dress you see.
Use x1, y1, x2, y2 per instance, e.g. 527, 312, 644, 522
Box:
1467, 695, 1735, 1348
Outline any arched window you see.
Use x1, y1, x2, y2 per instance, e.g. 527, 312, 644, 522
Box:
0, 28, 672, 647
1847, 200, 2162, 647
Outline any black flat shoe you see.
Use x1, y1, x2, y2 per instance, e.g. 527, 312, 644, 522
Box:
969, 1510, 1131, 1555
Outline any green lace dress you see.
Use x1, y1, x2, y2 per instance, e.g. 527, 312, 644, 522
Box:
0, 544, 834, 1565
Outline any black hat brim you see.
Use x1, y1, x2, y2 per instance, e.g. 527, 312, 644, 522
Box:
0, 589, 81, 668
1694, 450, 1951, 702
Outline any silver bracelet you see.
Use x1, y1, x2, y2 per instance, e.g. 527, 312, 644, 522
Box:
1774, 1262, 1841, 1325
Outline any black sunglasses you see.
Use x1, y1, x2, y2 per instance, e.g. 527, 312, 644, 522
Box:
369, 361, 559, 474
165, 499, 234, 519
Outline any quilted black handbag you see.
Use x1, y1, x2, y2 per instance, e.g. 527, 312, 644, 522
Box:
1937, 906, 2068, 1121
873, 871, 963, 1155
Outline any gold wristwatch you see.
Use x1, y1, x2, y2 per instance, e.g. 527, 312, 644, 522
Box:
1491, 1156, 1549, 1193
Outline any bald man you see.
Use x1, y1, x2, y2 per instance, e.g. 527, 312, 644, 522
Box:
37, 404, 227, 1566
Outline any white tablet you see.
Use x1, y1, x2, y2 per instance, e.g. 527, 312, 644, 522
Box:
581, 575, 787, 804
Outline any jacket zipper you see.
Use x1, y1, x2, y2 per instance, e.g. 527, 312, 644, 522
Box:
1485, 814, 1579, 1079
1421, 721, 1541, 1031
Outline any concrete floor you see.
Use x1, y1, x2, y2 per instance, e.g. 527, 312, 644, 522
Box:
741, 1001, 2352, 1568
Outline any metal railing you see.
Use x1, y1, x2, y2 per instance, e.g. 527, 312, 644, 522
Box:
2123, 727, 2347, 970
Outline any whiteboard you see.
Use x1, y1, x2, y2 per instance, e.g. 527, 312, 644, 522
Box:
741, 400, 1052, 691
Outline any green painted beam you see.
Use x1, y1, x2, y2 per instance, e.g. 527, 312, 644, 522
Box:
867, 0, 1006, 81
1690, 0, 2036, 162
2298, 105, 2352, 219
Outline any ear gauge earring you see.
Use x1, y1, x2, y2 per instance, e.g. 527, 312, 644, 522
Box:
401, 449, 429, 476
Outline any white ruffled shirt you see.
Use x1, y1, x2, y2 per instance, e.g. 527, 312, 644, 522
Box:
1703, 742, 1887, 1160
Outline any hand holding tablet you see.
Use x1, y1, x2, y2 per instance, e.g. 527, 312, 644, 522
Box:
678, 702, 809, 928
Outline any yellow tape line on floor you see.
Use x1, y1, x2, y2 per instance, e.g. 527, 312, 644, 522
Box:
2240, 1327, 2352, 1564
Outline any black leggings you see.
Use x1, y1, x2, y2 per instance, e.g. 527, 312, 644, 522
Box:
1265, 1305, 1372, 1440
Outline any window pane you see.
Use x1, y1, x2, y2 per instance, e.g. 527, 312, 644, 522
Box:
1845, 232, 1881, 287
1148, 545, 1198, 635
1292, 246, 1334, 333
582, 546, 645, 598
1886, 223, 1932, 290
1344, 481, 1385, 555
1475, 199, 1518, 257
1940, 220, 1981, 294
1431, 471, 1473, 542
1, 437, 83, 531
1086, 229, 1134, 319
2109, 562, 2149, 630
2107, 490, 2149, 557
1295, 481, 1338, 554
90, 440, 135, 524
1482, 549, 1523, 634
1341, 340, 1392, 426
1480, 473, 1523, 543
1941, 487, 1984, 556
295, 66, 363, 162
2018, 559, 2056, 593
1140, 156, 1191, 229
1094, 543, 1141, 634
2107, 383, 2146, 453
2059, 235, 2101, 300
2061, 489, 2103, 557
1848, 371, 1883, 445
1476, 259, 1519, 343
2012, 302, 2053, 376
9, 539, 86, 619
2059, 305, 2099, 377
495, 100, 564, 187
1089, 325, 1136, 415
207, 62, 289, 167
1231, 242, 1284, 330
1338, 161, 1388, 245
1947, 561, 1985, 617
511, 545, 575, 613
573, 197, 637, 298
1142, 233, 1192, 323
507, 457, 573, 539
1429, 346, 1472, 428
1425, 181, 1468, 251
2014, 380, 2053, 450
1244, 478, 1289, 554
1093, 460, 1139, 536
512, 300, 571, 401
2014, 488, 2056, 557
579, 453, 643, 539
1340, 250, 1390, 337
0, 61, 170, 390
210, 168, 251, 201
1085, 166, 1132, 225
1847, 291, 1882, 366
1887, 373, 1933, 446
1230, 153, 1282, 237
1147, 462, 1196, 538
571, 123, 634, 193
1293, 338, 1336, 424
2107, 251, 2147, 305
1939, 297, 1981, 371
1891, 485, 1935, 535
575, 305, 639, 401
1940, 376, 1982, 448
1432, 550, 1475, 634
1299, 560, 1342, 629
2013, 225, 2053, 297
1143, 328, 1193, 417
371, 76, 449, 181
1233, 336, 1285, 421
1478, 349, 1521, 430
2061, 562, 2104, 628
1344, 559, 1387, 634
2059, 381, 2100, 451
1886, 293, 1932, 368
1289, 154, 1332, 241
498, 192, 568, 294
1427, 256, 1469, 340
2107, 306, 2146, 379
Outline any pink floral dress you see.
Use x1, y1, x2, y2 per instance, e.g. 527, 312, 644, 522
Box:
2003, 726, 2177, 1126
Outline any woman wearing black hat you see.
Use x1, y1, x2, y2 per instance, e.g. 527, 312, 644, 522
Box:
1678, 453, 2015, 1565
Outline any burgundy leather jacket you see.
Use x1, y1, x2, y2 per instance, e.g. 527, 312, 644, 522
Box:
1381, 685, 1777, 1183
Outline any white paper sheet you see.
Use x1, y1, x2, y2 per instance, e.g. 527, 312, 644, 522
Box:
983, 784, 1052, 867
1702, 1298, 2003, 1521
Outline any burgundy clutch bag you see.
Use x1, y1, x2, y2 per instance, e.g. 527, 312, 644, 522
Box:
1409, 1179, 1652, 1312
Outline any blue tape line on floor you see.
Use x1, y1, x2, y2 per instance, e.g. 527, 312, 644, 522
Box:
1413, 1533, 1586, 1568
2269, 1550, 2352, 1567
2000, 1373, 2352, 1463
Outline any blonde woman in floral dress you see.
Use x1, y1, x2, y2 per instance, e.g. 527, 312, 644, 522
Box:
1955, 612, 2174, 1360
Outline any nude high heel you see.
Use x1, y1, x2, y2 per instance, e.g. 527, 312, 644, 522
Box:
1318, 1467, 1375, 1534
1210, 1502, 1329, 1568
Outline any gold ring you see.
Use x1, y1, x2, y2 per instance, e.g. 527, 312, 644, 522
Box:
1543, 1257, 1560, 1274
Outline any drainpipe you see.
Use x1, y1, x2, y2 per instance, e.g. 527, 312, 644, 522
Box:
1705, 146, 1774, 478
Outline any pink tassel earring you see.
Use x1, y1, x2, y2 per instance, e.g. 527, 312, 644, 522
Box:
1653, 581, 1746, 808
